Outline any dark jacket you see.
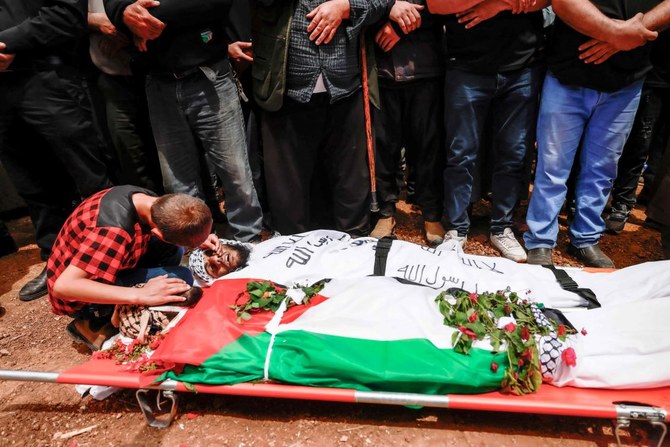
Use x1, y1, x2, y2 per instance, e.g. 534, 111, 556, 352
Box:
0, 0, 87, 71
104, 0, 232, 74
374, 0, 444, 83
251, 0, 391, 111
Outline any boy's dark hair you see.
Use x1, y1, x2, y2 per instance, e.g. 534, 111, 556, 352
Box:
225, 243, 251, 271
178, 286, 204, 307
151, 194, 212, 247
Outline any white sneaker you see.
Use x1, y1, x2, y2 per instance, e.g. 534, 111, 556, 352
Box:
490, 228, 527, 262
444, 230, 467, 249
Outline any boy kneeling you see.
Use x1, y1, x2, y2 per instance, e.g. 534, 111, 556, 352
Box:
47, 185, 219, 351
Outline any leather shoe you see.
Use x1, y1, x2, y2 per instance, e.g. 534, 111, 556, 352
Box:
67, 319, 118, 352
19, 267, 48, 302
527, 248, 553, 266
567, 244, 615, 269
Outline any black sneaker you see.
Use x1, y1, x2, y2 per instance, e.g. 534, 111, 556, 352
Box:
605, 204, 630, 234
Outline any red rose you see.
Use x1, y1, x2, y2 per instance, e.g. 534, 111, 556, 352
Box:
561, 347, 577, 367
504, 322, 516, 332
468, 311, 478, 323
518, 358, 524, 366
458, 325, 476, 338
520, 325, 530, 341
490, 362, 499, 373
521, 348, 533, 360
504, 304, 511, 315
557, 324, 566, 337
581, 328, 588, 336
469, 293, 478, 304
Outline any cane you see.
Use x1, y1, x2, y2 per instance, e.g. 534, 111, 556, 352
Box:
360, 33, 380, 213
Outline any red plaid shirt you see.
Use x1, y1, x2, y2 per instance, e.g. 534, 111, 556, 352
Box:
47, 187, 153, 315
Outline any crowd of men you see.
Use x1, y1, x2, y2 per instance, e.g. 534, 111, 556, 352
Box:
2, 0, 670, 306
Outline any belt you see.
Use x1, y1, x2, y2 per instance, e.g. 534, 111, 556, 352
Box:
155, 58, 231, 80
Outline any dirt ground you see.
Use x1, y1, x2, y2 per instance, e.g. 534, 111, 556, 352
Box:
0, 198, 666, 447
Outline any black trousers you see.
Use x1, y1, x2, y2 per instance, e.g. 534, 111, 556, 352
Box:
261, 91, 370, 236
373, 78, 444, 222
96, 73, 162, 193
611, 85, 670, 207
0, 69, 111, 259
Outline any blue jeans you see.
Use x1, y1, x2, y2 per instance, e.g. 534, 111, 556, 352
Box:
524, 73, 643, 249
115, 266, 193, 288
442, 67, 541, 235
146, 59, 263, 242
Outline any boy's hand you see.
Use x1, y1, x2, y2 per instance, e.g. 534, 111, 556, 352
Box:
199, 233, 221, 252
138, 275, 189, 306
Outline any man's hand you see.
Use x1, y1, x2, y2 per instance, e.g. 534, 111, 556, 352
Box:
457, 0, 507, 28
0, 43, 15, 72
137, 274, 189, 306
89, 12, 118, 37
123, 0, 166, 41
389, 1, 424, 34
505, 0, 536, 14
608, 13, 657, 51
306, 0, 350, 45
375, 22, 401, 52
578, 39, 619, 64
228, 41, 253, 63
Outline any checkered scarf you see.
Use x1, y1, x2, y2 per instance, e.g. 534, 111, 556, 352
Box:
117, 305, 170, 339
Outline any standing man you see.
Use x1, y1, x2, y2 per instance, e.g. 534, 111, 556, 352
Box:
370, 0, 446, 246
427, 0, 549, 262
252, 0, 394, 236
524, 0, 661, 268
0, 0, 112, 302
88, 0, 163, 193
104, 0, 263, 243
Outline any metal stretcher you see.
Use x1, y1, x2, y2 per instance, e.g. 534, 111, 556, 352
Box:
1, 358, 668, 446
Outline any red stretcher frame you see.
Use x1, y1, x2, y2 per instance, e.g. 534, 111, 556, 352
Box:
1, 358, 669, 445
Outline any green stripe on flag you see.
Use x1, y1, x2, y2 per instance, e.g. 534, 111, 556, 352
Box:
163, 332, 271, 385
166, 330, 507, 395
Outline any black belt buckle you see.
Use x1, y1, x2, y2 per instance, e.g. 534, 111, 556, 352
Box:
172, 67, 199, 80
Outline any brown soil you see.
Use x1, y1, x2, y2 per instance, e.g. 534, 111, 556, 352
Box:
0, 199, 665, 447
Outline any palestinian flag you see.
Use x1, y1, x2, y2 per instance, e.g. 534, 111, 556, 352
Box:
153, 276, 509, 395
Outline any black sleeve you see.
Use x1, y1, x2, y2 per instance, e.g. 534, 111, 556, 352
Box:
149, 0, 232, 28
103, 0, 134, 32
0, 0, 87, 53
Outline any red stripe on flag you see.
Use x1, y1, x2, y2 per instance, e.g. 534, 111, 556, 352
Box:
152, 279, 328, 367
